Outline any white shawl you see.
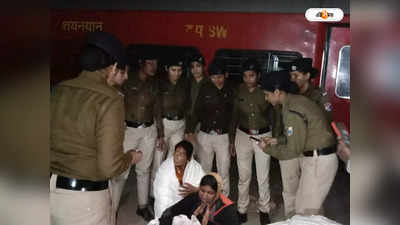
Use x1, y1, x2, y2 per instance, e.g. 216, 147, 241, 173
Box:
153, 156, 205, 218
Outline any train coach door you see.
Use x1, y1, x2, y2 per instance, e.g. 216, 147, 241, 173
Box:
321, 24, 350, 130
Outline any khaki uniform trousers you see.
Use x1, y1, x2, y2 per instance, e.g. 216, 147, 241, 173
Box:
50, 174, 111, 225
109, 123, 157, 222
279, 152, 338, 217
151, 118, 185, 196
191, 123, 201, 161
235, 129, 272, 214
196, 131, 231, 196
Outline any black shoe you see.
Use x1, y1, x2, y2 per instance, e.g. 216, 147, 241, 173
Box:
149, 196, 155, 209
148, 197, 155, 215
237, 211, 247, 223
259, 211, 271, 225
136, 207, 154, 222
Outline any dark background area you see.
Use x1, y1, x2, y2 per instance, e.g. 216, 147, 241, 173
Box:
51, 0, 349, 14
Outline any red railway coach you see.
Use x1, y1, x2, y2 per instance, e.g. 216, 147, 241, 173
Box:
50, 10, 350, 129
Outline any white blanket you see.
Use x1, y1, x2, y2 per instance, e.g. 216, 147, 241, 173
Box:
148, 215, 201, 225
153, 156, 205, 218
269, 215, 342, 225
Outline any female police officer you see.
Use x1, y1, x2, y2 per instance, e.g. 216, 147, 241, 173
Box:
151, 57, 190, 197
257, 70, 338, 217
288, 58, 332, 121
229, 58, 273, 224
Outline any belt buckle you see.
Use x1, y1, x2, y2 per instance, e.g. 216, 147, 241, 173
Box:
210, 130, 217, 135
137, 124, 145, 128
69, 179, 87, 191
173, 115, 179, 120
250, 129, 258, 135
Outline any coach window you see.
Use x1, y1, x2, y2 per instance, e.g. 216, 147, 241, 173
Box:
213, 49, 302, 84
335, 45, 350, 99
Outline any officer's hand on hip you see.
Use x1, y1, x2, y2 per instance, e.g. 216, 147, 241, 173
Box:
184, 133, 190, 139
184, 133, 195, 144
229, 143, 236, 157
131, 150, 143, 164
156, 137, 166, 152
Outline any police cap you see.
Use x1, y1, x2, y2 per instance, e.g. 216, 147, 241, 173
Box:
208, 59, 227, 76
261, 70, 293, 93
241, 58, 261, 73
165, 56, 184, 68
86, 31, 126, 67
288, 58, 319, 78
138, 47, 158, 61
189, 54, 206, 65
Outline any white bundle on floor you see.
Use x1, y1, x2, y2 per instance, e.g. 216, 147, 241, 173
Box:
269, 215, 342, 225
148, 215, 201, 225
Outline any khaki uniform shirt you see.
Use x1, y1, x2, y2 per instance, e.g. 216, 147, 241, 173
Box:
51, 71, 132, 181
272, 85, 333, 142
272, 105, 285, 144
303, 85, 332, 121
261, 94, 336, 160
122, 71, 159, 124
188, 76, 208, 115
229, 84, 273, 143
186, 80, 235, 133
156, 78, 190, 137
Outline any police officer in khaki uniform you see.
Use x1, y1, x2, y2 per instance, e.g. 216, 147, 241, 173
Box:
50, 31, 142, 225
106, 57, 130, 225
187, 53, 208, 115
229, 58, 273, 225
185, 59, 234, 197
151, 57, 190, 192
111, 52, 160, 222
288, 58, 332, 121
258, 70, 338, 217
185, 53, 208, 158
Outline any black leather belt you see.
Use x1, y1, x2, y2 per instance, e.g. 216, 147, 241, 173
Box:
239, 126, 270, 135
303, 146, 336, 157
56, 175, 108, 191
126, 120, 153, 128
200, 127, 228, 135
163, 114, 184, 121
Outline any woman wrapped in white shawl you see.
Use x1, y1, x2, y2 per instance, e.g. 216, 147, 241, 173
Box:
153, 140, 205, 218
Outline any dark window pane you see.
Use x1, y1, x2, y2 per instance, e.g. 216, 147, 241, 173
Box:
213, 49, 302, 84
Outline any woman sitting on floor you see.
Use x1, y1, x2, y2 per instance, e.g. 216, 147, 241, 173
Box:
149, 172, 239, 225
153, 140, 205, 218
